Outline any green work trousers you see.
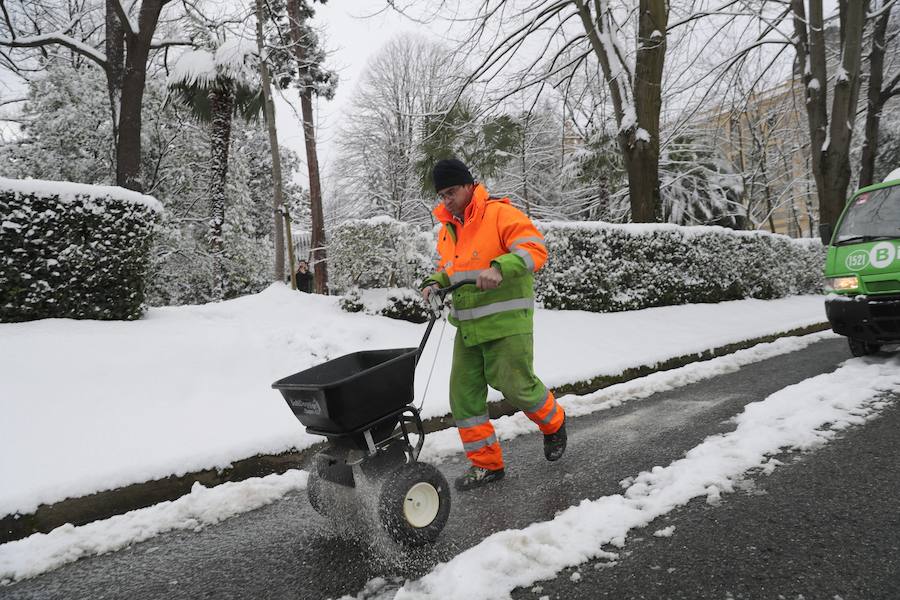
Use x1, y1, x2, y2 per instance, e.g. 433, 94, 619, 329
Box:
449, 331, 547, 420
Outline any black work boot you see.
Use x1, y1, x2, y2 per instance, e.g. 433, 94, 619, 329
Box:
543, 419, 567, 461
454, 466, 505, 491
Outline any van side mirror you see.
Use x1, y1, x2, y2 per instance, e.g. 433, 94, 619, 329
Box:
819, 223, 833, 246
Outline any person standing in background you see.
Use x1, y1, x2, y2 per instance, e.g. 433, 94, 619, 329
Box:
295, 260, 313, 293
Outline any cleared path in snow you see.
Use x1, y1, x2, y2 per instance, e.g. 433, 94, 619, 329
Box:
3, 337, 887, 600
511, 394, 900, 600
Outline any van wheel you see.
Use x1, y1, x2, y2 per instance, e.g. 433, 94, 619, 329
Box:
848, 338, 881, 357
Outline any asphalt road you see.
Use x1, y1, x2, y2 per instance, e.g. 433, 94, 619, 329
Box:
3, 336, 897, 600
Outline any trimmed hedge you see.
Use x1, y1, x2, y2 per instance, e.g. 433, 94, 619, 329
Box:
1, 177, 163, 322
329, 216, 435, 293
535, 222, 825, 312
330, 218, 825, 315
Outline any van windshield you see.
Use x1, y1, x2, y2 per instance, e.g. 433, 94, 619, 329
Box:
834, 184, 900, 244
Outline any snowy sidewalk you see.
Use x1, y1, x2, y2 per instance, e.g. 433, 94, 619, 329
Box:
0, 285, 828, 522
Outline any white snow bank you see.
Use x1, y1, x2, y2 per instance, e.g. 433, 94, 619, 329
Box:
381, 356, 900, 600
884, 167, 900, 183
0, 470, 307, 584
0, 285, 827, 517
0, 177, 163, 213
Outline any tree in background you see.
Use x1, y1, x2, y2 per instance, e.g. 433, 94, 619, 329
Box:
0, 0, 191, 191
0, 64, 114, 183
573, 0, 668, 222
0, 61, 301, 305
659, 133, 743, 228
859, 1, 900, 187
284, 0, 336, 294
874, 116, 900, 181
400, 0, 669, 222
707, 73, 814, 235
487, 104, 565, 219
564, 130, 628, 222
557, 62, 628, 222
168, 38, 262, 299
791, 0, 869, 232
336, 34, 467, 225
416, 102, 482, 205
255, 0, 290, 284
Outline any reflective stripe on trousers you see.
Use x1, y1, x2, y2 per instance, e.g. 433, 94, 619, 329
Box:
456, 416, 504, 471
523, 389, 565, 435
450, 333, 551, 471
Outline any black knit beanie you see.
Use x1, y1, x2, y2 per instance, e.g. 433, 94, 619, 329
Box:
432, 158, 474, 191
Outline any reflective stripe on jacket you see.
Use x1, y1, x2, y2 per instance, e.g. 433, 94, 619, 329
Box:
426, 183, 547, 346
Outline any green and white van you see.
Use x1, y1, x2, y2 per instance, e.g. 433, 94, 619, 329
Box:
823, 169, 900, 356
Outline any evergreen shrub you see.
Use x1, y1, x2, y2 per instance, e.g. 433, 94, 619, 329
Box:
0, 177, 163, 322
329, 217, 434, 292
339, 288, 364, 313
328, 218, 825, 316
337, 287, 430, 323
535, 222, 826, 312
377, 289, 430, 323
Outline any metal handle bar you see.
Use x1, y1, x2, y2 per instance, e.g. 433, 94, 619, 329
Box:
415, 279, 477, 365
433, 279, 477, 298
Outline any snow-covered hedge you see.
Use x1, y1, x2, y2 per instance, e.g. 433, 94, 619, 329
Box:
535, 222, 825, 312
327, 217, 824, 315
0, 178, 163, 322
339, 287, 431, 323
329, 216, 435, 292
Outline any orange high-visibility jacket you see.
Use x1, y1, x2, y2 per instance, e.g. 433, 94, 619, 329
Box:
424, 184, 548, 346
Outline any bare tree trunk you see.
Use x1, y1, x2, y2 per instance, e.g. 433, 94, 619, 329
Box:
575, 0, 667, 223
597, 174, 609, 221
287, 0, 328, 294
299, 90, 328, 294
254, 0, 287, 283
520, 132, 531, 217
859, 4, 891, 187
105, 0, 124, 161
731, 112, 752, 229
790, 200, 801, 237
792, 0, 868, 230
116, 0, 166, 191
625, 0, 666, 222
284, 207, 297, 289
208, 87, 234, 299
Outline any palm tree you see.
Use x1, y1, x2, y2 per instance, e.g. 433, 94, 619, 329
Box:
168, 38, 262, 299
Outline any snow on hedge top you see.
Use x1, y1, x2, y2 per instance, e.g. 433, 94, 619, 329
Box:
540, 219, 816, 244
339, 215, 402, 227
168, 38, 258, 87
0, 177, 164, 213
884, 167, 900, 183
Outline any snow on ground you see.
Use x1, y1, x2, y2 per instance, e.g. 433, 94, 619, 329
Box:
0, 285, 826, 518
0, 330, 844, 584
374, 354, 900, 600
0, 471, 308, 584
884, 167, 900, 182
